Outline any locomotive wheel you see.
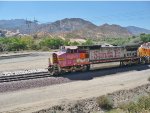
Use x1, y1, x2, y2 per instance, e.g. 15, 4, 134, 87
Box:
86, 65, 90, 71
48, 66, 58, 76
140, 57, 146, 64
48, 67, 55, 76
81, 65, 90, 72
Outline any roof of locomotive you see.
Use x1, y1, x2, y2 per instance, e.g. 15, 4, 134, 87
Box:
78, 44, 122, 50
140, 42, 150, 49
60, 46, 78, 50
60, 44, 141, 51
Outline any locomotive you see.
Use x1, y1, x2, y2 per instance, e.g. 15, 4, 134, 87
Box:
48, 43, 150, 75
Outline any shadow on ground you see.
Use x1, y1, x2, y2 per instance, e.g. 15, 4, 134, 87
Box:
62, 64, 150, 81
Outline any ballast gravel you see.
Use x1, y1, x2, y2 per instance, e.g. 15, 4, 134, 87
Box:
0, 64, 149, 93
0, 77, 71, 93
1, 68, 48, 76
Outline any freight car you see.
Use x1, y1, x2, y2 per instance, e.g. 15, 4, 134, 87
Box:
48, 43, 150, 75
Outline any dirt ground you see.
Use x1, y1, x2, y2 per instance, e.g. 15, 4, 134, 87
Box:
0, 65, 150, 113
0, 52, 50, 72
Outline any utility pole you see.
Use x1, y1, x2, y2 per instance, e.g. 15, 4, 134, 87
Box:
26, 18, 32, 35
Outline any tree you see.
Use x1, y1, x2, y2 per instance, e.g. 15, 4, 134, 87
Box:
140, 33, 150, 42
83, 39, 94, 45
7, 37, 27, 51
40, 37, 65, 49
70, 41, 80, 46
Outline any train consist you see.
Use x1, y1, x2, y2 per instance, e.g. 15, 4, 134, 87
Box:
48, 42, 150, 75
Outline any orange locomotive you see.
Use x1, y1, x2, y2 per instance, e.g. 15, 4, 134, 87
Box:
138, 42, 150, 57
138, 42, 150, 63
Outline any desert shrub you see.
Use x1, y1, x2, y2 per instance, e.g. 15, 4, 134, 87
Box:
137, 96, 150, 110
127, 102, 139, 113
30, 43, 40, 50
119, 96, 150, 113
96, 95, 113, 110
106, 108, 123, 113
41, 46, 50, 51
64, 33, 80, 39
69, 41, 80, 46
120, 102, 140, 113
119, 103, 129, 111
148, 77, 150, 82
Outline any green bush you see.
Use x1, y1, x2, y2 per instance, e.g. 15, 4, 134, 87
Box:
82, 39, 94, 46
96, 95, 113, 110
69, 41, 80, 46
0, 36, 35, 51
119, 96, 150, 113
140, 33, 150, 43
127, 102, 139, 113
106, 108, 123, 113
41, 46, 50, 51
138, 96, 150, 110
39, 37, 64, 49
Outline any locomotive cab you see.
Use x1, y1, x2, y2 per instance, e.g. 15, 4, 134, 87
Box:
138, 42, 150, 64
48, 53, 60, 75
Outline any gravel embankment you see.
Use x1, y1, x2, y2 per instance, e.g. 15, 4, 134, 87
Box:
0, 64, 149, 93
34, 84, 150, 113
0, 77, 71, 93
1, 69, 48, 76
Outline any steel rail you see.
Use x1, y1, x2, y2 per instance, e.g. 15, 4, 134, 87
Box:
0, 72, 50, 83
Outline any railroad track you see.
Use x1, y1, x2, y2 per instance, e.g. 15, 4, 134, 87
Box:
1, 64, 149, 83
0, 72, 50, 83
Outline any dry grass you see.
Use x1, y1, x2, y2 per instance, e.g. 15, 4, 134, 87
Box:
96, 95, 113, 110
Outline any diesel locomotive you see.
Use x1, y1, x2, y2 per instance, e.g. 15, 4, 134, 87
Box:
48, 43, 150, 75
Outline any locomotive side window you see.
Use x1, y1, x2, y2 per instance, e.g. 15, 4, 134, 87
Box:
66, 49, 78, 53
128, 53, 130, 56
66, 49, 71, 53
132, 53, 134, 56
74, 49, 78, 53
70, 50, 73, 53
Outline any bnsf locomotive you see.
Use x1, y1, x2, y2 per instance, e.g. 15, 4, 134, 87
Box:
48, 42, 150, 75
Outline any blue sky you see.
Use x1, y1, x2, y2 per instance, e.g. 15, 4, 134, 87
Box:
0, 1, 150, 29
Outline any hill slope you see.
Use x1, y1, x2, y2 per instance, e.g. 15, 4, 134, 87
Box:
126, 26, 150, 35
0, 18, 150, 38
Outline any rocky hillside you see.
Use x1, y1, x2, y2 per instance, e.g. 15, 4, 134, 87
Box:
36, 19, 133, 39
0, 18, 150, 38
98, 23, 132, 38
126, 26, 150, 35
39, 18, 97, 33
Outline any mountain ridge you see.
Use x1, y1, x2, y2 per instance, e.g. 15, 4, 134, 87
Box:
0, 18, 150, 38
126, 26, 150, 35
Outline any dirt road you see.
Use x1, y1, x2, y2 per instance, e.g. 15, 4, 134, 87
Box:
0, 65, 150, 113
